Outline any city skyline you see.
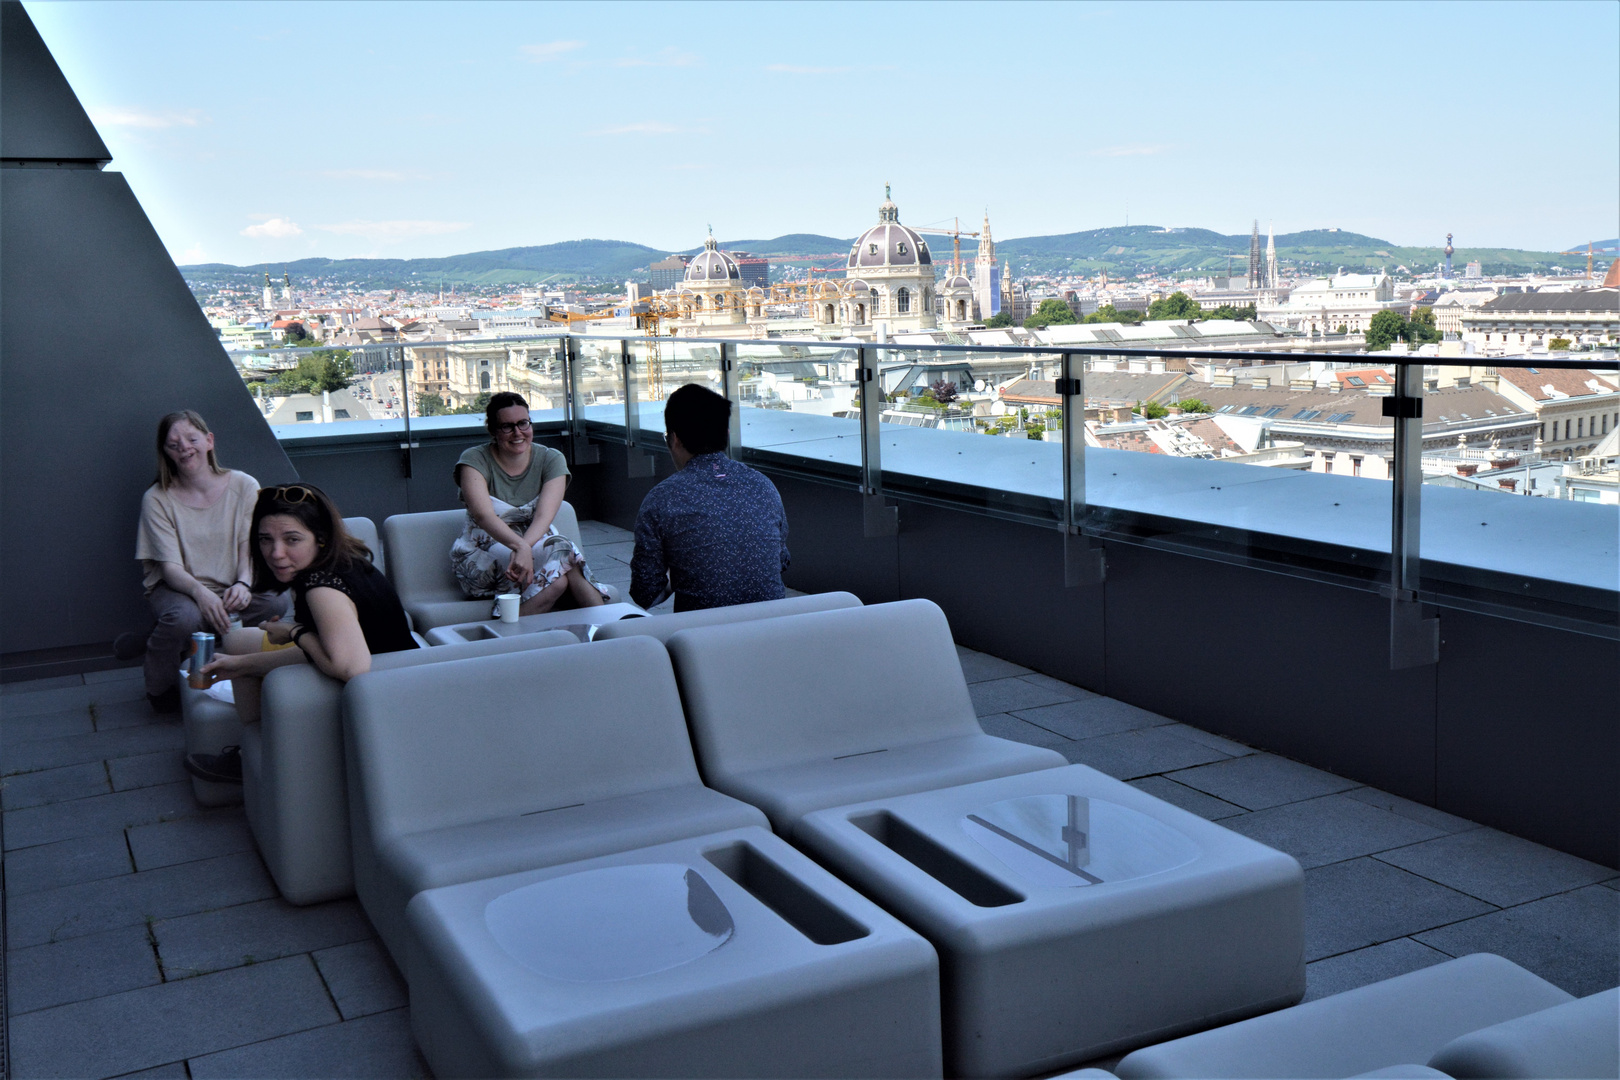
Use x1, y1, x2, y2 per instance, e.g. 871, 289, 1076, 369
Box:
26, 0, 1620, 265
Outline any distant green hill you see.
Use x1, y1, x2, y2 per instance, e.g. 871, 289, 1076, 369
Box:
179, 227, 1580, 291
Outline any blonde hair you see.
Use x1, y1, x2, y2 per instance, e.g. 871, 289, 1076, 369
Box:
155, 410, 224, 489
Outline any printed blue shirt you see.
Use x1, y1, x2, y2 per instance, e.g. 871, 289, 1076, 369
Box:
630, 452, 790, 611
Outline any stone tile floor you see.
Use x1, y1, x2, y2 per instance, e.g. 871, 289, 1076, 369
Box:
2, 520, 1614, 1078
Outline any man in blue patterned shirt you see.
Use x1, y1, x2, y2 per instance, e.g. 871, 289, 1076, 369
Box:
630, 384, 790, 611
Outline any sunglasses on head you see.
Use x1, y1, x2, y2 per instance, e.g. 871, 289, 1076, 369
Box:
263, 484, 317, 504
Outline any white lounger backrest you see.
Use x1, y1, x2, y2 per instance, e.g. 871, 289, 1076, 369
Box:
667, 599, 981, 776
380, 502, 585, 605
1428, 986, 1619, 1080
344, 516, 384, 576
592, 591, 863, 644
345, 635, 700, 838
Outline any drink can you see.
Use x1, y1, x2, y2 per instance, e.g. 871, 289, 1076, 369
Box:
188, 632, 215, 689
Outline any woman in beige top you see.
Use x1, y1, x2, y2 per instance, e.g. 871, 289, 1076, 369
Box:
135, 410, 288, 712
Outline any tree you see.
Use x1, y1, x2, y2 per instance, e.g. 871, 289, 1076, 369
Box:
982, 312, 1015, 329
281, 322, 312, 345
928, 379, 959, 405
266, 349, 354, 396
415, 392, 452, 416
1365, 310, 1408, 351
1147, 291, 1201, 320
1205, 303, 1257, 321
1083, 305, 1145, 325
1407, 306, 1442, 346
1139, 400, 1168, 420
1024, 298, 1079, 329
449, 392, 493, 416
1175, 398, 1212, 413
1549, 337, 1572, 351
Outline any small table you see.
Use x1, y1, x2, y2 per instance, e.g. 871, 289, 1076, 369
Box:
404, 826, 942, 1078
424, 601, 647, 646
795, 763, 1306, 1077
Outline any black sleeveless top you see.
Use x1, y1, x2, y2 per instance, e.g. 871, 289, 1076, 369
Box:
292, 559, 418, 655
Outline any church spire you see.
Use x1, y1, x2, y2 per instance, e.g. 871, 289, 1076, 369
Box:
1247, 220, 1262, 289
1264, 222, 1277, 290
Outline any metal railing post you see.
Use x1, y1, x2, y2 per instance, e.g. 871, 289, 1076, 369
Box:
1059, 352, 1105, 586
857, 345, 897, 537
397, 346, 415, 480
564, 335, 598, 465
1388, 360, 1438, 668
720, 342, 742, 458
623, 337, 655, 478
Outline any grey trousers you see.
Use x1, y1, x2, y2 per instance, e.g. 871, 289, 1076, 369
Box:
143, 585, 291, 696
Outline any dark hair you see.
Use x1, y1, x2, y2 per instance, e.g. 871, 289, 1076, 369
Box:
154, 410, 224, 489
664, 384, 731, 456
249, 483, 372, 592
484, 392, 530, 437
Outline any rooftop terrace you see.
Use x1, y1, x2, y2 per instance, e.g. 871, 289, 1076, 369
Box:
3, 524, 1617, 1079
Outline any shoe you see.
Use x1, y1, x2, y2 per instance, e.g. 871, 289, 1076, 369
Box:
184, 745, 243, 784
147, 687, 181, 714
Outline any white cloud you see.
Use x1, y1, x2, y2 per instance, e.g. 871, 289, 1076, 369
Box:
180, 243, 207, 262
315, 220, 469, 240
240, 217, 303, 239
614, 47, 699, 68
521, 40, 585, 62
1092, 143, 1170, 158
766, 64, 850, 74
591, 121, 706, 136
90, 107, 206, 130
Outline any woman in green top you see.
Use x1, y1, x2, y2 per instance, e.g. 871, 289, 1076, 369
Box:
451, 393, 608, 616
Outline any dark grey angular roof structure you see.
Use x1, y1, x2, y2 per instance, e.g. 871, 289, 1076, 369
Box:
0, 0, 111, 164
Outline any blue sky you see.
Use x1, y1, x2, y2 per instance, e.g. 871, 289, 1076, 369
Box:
27, 0, 1620, 266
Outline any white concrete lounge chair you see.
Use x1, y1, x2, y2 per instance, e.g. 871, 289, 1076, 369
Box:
343, 635, 769, 967
380, 502, 617, 631
1426, 986, 1618, 1079
589, 590, 863, 643
244, 629, 579, 905
1112, 953, 1575, 1079
665, 598, 1067, 836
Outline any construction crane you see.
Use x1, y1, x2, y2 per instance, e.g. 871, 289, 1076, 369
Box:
1558, 242, 1620, 280
914, 218, 981, 277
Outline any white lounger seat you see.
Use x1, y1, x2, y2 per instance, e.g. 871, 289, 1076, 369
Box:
1427, 986, 1618, 1079
590, 591, 863, 643
381, 503, 618, 631
1113, 953, 1574, 1079
244, 629, 579, 905
343, 636, 769, 967
666, 599, 1067, 836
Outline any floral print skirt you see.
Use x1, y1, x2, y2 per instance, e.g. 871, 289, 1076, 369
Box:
450, 502, 608, 607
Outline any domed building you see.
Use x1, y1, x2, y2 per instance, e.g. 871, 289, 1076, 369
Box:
843, 185, 937, 333
676, 233, 748, 332
939, 273, 974, 326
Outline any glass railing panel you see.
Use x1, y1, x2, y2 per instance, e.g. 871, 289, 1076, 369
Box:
873, 346, 1066, 525
504, 338, 569, 425
730, 341, 863, 485
572, 337, 628, 436
1418, 359, 1620, 628
623, 338, 724, 450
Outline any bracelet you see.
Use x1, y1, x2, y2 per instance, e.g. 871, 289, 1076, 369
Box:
233, 580, 251, 591
291, 624, 309, 648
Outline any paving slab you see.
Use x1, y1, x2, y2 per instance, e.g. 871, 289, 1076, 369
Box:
1060, 724, 1233, 780
127, 809, 255, 872
1169, 752, 1361, 810
3, 721, 186, 777
1304, 857, 1496, 963
1605, 877, 1620, 891
83, 666, 145, 687
587, 539, 637, 563
955, 645, 1032, 683
1415, 885, 1620, 998
4, 781, 197, 851
968, 674, 1082, 716
7, 954, 338, 1080
1, 830, 133, 896
107, 750, 190, 792
1, 674, 84, 695
92, 696, 170, 731
1159, 723, 1257, 758
0, 760, 111, 810
188, 1009, 427, 1080
1015, 672, 1098, 699
1, 704, 94, 745
6, 923, 161, 1014
1343, 786, 1482, 834
109, 1063, 189, 1079
1011, 695, 1174, 740
1127, 775, 1247, 820
0, 684, 95, 719
312, 939, 408, 1021
975, 711, 1074, 750
1223, 793, 1448, 870
1375, 826, 1616, 908
154, 897, 373, 979
7, 850, 276, 948
1303, 937, 1454, 1002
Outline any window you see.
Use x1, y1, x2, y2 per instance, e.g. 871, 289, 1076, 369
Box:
897, 287, 911, 314
1565, 419, 1572, 440
333, 409, 351, 419
295, 410, 314, 422
1577, 417, 1583, 438
1351, 456, 1363, 477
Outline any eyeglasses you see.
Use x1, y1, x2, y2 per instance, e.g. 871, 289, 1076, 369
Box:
264, 484, 317, 504
494, 419, 532, 436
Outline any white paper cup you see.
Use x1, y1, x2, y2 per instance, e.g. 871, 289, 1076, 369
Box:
495, 593, 521, 623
